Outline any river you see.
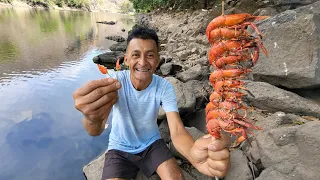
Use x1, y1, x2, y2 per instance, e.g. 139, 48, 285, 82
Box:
0, 7, 135, 180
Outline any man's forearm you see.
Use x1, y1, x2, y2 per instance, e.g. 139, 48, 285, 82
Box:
171, 127, 198, 167
82, 117, 106, 136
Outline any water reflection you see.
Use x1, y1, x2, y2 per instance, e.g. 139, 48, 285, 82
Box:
0, 7, 134, 180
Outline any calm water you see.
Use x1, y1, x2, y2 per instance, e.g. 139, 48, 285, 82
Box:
0, 7, 135, 180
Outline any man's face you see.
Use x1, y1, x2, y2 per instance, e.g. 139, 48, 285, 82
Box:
125, 38, 159, 87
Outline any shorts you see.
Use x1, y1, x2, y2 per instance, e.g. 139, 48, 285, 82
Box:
101, 139, 173, 180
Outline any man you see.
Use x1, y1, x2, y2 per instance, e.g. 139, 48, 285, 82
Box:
73, 27, 230, 180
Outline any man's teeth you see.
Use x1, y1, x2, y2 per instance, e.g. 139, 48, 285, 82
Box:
136, 68, 149, 72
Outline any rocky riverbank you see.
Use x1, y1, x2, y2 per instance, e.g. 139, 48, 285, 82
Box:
84, 1, 320, 179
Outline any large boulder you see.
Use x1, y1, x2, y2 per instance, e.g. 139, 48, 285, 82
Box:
251, 8, 320, 88
162, 77, 196, 116
244, 81, 320, 118
253, 120, 320, 180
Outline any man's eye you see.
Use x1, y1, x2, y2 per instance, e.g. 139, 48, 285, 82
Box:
147, 53, 155, 58
132, 54, 139, 57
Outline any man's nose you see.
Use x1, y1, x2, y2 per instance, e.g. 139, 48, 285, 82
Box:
138, 55, 147, 65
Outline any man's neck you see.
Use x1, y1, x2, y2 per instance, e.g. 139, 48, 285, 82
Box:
130, 77, 152, 91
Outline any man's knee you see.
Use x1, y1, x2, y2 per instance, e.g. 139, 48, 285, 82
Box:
156, 158, 184, 180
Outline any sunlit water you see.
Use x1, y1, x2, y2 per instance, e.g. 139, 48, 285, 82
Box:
0, 7, 135, 180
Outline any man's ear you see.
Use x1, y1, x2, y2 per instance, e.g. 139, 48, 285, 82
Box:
124, 55, 129, 66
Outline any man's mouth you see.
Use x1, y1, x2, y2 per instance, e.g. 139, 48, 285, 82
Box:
135, 68, 150, 72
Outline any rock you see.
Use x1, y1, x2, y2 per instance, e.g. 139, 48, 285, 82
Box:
256, 7, 279, 16
254, 120, 320, 180
121, 28, 126, 32
92, 51, 124, 68
159, 119, 170, 143
244, 81, 320, 118
185, 80, 211, 110
96, 21, 116, 25
255, 167, 297, 180
160, 63, 173, 76
252, 12, 320, 88
176, 64, 204, 82
165, 77, 196, 115
225, 149, 253, 180
109, 41, 127, 52
83, 151, 105, 180
105, 35, 125, 42
183, 110, 207, 133
176, 49, 192, 61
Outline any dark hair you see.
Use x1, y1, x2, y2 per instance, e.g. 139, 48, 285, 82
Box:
127, 26, 159, 49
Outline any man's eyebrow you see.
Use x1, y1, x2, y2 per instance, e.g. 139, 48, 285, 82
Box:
131, 50, 140, 53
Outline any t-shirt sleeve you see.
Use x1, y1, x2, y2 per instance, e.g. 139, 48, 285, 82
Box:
161, 80, 179, 113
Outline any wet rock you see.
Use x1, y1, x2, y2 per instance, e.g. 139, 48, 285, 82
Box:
96, 21, 116, 25
92, 51, 124, 68
109, 41, 127, 52
244, 81, 320, 118
105, 35, 125, 42
252, 11, 320, 88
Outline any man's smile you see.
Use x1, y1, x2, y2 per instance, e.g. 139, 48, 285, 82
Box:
135, 68, 150, 72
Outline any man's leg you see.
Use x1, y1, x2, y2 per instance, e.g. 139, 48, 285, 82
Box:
136, 139, 184, 180
101, 150, 140, 180
156, 157, 184, 180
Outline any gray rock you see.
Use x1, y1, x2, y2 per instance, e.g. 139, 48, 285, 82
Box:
160, 63, 173, 76
83, 151, 106, 180
254, 121, 320, 179
185, 80, 211, 110
176, 64, 203, 82
252, 12, 320, 88
183, 110, 207, 133
159, 119, 171, 143
165, 77, 196, 115
244, 81, 320, 118
225, 149, 253, 180
256, 167, 299, 180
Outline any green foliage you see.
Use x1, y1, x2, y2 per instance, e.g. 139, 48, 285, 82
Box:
0, 0, 89, 9
120, 1, 134, 13
129, 0, 168, 12
129, 0, 214, 12
0, 0, 13, 3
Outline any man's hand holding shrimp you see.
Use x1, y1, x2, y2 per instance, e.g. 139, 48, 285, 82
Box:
190, 134, 230, 177
73, 78, 121, 136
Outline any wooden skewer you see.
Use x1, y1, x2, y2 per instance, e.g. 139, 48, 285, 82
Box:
222, 0, 225, 15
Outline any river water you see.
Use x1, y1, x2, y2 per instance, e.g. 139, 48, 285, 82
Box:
0, 7, 135, 180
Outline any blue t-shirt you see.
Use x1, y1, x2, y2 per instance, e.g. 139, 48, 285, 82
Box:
107, 70, 178, 154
